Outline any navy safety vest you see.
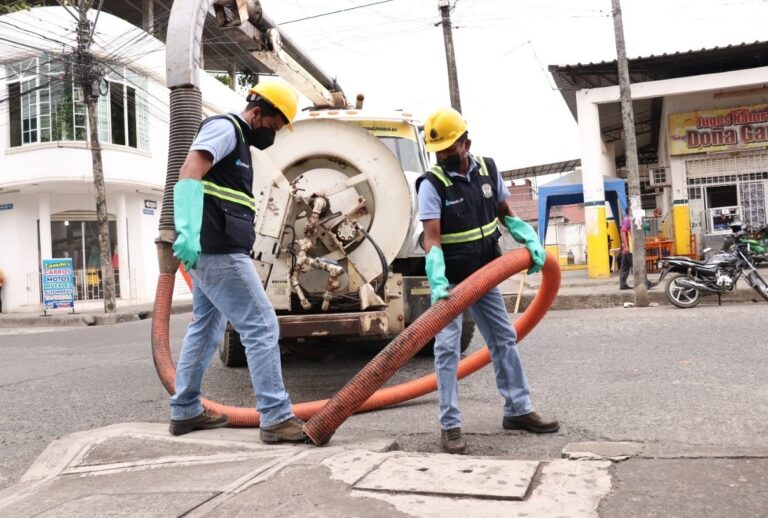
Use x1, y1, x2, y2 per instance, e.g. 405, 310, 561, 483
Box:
416, 156, 502, 284
198, 114, 257, 254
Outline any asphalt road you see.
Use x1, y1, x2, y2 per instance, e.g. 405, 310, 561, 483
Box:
1, 303, 767, 513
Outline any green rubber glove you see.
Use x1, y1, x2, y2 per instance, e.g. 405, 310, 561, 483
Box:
425, 247, 450, 304
504, 215, 546, 274
173, 179, 204, 270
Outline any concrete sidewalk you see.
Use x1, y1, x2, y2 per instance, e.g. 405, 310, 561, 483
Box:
0, 300, 192, 328
0, 423, 612, 518
504, 268, 766, 311
3, 423, 767, 517
1, 268, 765, 328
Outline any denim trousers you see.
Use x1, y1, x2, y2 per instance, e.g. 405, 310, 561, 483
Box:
170, 253, 294, 428
434, 286, 532, 430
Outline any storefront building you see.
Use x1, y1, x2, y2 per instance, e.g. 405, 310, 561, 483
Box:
0, 7, 242, 312
550, 41, 768, 278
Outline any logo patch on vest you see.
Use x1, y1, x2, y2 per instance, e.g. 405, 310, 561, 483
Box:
235, 159, 248, 169
445, 197, 464, 207
481, 184, 493, 198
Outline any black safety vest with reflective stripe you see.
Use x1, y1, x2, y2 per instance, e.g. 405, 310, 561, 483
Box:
416, 156, 502, 283
198, 114, 257, 254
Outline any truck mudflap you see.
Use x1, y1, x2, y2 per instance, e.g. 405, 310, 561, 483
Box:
278, 310, 389, 338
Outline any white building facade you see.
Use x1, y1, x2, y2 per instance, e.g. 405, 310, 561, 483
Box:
0, 7, 242, 313
551, 42, 768, 278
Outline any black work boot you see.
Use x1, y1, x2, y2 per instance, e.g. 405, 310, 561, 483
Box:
502, 412, 559, 434
169, 411, 229, 436
260, 417, 307, 444
440, 427, 467, 454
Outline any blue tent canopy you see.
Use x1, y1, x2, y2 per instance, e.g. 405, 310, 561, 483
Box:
537, 171, 627, 243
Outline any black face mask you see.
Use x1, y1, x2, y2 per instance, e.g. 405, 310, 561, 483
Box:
249, 125, 276, 150
437, 154, 462, 172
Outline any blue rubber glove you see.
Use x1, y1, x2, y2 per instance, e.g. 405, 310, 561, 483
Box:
425, 247, 450, 304
504, 215, 546, 274
173, 179, 204, 270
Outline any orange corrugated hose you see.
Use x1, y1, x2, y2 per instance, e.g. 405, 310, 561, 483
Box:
151, 249, 560, 444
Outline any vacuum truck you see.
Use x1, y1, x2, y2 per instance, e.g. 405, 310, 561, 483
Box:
218, 109, 475, 366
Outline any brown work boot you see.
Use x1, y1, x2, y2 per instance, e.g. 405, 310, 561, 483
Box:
502, 412, 560, 434
440, 427, 467, 454
169, 411, 228, 436
260, 417, 307, 444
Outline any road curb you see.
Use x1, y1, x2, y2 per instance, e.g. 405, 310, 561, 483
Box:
0, 303, 192, 329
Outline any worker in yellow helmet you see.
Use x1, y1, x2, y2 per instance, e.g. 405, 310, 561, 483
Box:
417, 106, 558, 454
169, 80, 306, 443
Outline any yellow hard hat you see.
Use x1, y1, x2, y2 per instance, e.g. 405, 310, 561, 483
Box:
247, 81, 299, 128
424, 107, 468, 152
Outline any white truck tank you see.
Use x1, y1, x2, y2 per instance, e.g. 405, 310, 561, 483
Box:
218, 112, 475, 366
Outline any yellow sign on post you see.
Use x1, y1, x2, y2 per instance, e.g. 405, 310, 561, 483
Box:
347, 120, 418, 141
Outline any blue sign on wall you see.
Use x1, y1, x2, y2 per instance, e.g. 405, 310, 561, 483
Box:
0, 203, 13, 211
41, 258, 75, 311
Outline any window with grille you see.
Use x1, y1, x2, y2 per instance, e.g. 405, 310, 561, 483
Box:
686, 151, 768, 228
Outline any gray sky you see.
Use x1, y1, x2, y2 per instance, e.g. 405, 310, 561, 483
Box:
261, 0, 768, 172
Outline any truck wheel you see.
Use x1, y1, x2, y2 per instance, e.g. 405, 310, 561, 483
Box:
219, 326, 247, 367
460, 318, 475, 353
420, 315, 475, 356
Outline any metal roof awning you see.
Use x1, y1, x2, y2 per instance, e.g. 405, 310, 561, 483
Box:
500, 158, 581, 181
548, 40, 768, 166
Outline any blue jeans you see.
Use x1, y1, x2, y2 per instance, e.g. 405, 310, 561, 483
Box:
170, 253, 294, 428
434, 286, 532, 430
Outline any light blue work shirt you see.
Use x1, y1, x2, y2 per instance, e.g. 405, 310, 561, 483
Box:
418, 155, 510, 221
190, 113, 251, 166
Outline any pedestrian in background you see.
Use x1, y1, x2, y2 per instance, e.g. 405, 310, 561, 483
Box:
417, 107, 559, 455
169, 81, 306, 444
619, 209, 654, 290
619, 209, 633, 290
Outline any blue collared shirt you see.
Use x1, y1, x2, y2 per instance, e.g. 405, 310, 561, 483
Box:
190, 113, 251, 166
418, 155, 509, 221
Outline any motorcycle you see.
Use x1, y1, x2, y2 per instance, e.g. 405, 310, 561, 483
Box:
722, 220, 768, 266
657, 239, 768, 309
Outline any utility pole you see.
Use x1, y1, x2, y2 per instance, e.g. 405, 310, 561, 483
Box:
76, 0, 116, 313
437, 0, 461, 112
611, 0, 648, 307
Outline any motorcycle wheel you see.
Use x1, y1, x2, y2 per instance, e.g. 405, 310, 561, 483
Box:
746, 271, 768, 302
665, 274, 702, 309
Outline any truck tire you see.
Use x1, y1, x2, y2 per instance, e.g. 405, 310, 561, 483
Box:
219, 326, 247, 367
420, 315, 475, 356
459, 317, 476, 353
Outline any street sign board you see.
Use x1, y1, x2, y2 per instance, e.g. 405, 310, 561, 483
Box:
41, 258, 75, 311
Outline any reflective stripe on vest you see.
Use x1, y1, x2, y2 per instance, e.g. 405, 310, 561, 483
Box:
428, 156, 489, 186
202, 180, 256, 210
477, 156, 489, 176
428, 165, 452, 187
223, 114, 246, 144
441, 217, 499, 245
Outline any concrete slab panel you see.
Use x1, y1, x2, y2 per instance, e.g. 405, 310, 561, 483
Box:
81, 436, 257, 466
35, 492, 216, 518
352, 460, 612, 518
1, 459, 279, 517
205, 465, 409, 518
354, 454, 540, 500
